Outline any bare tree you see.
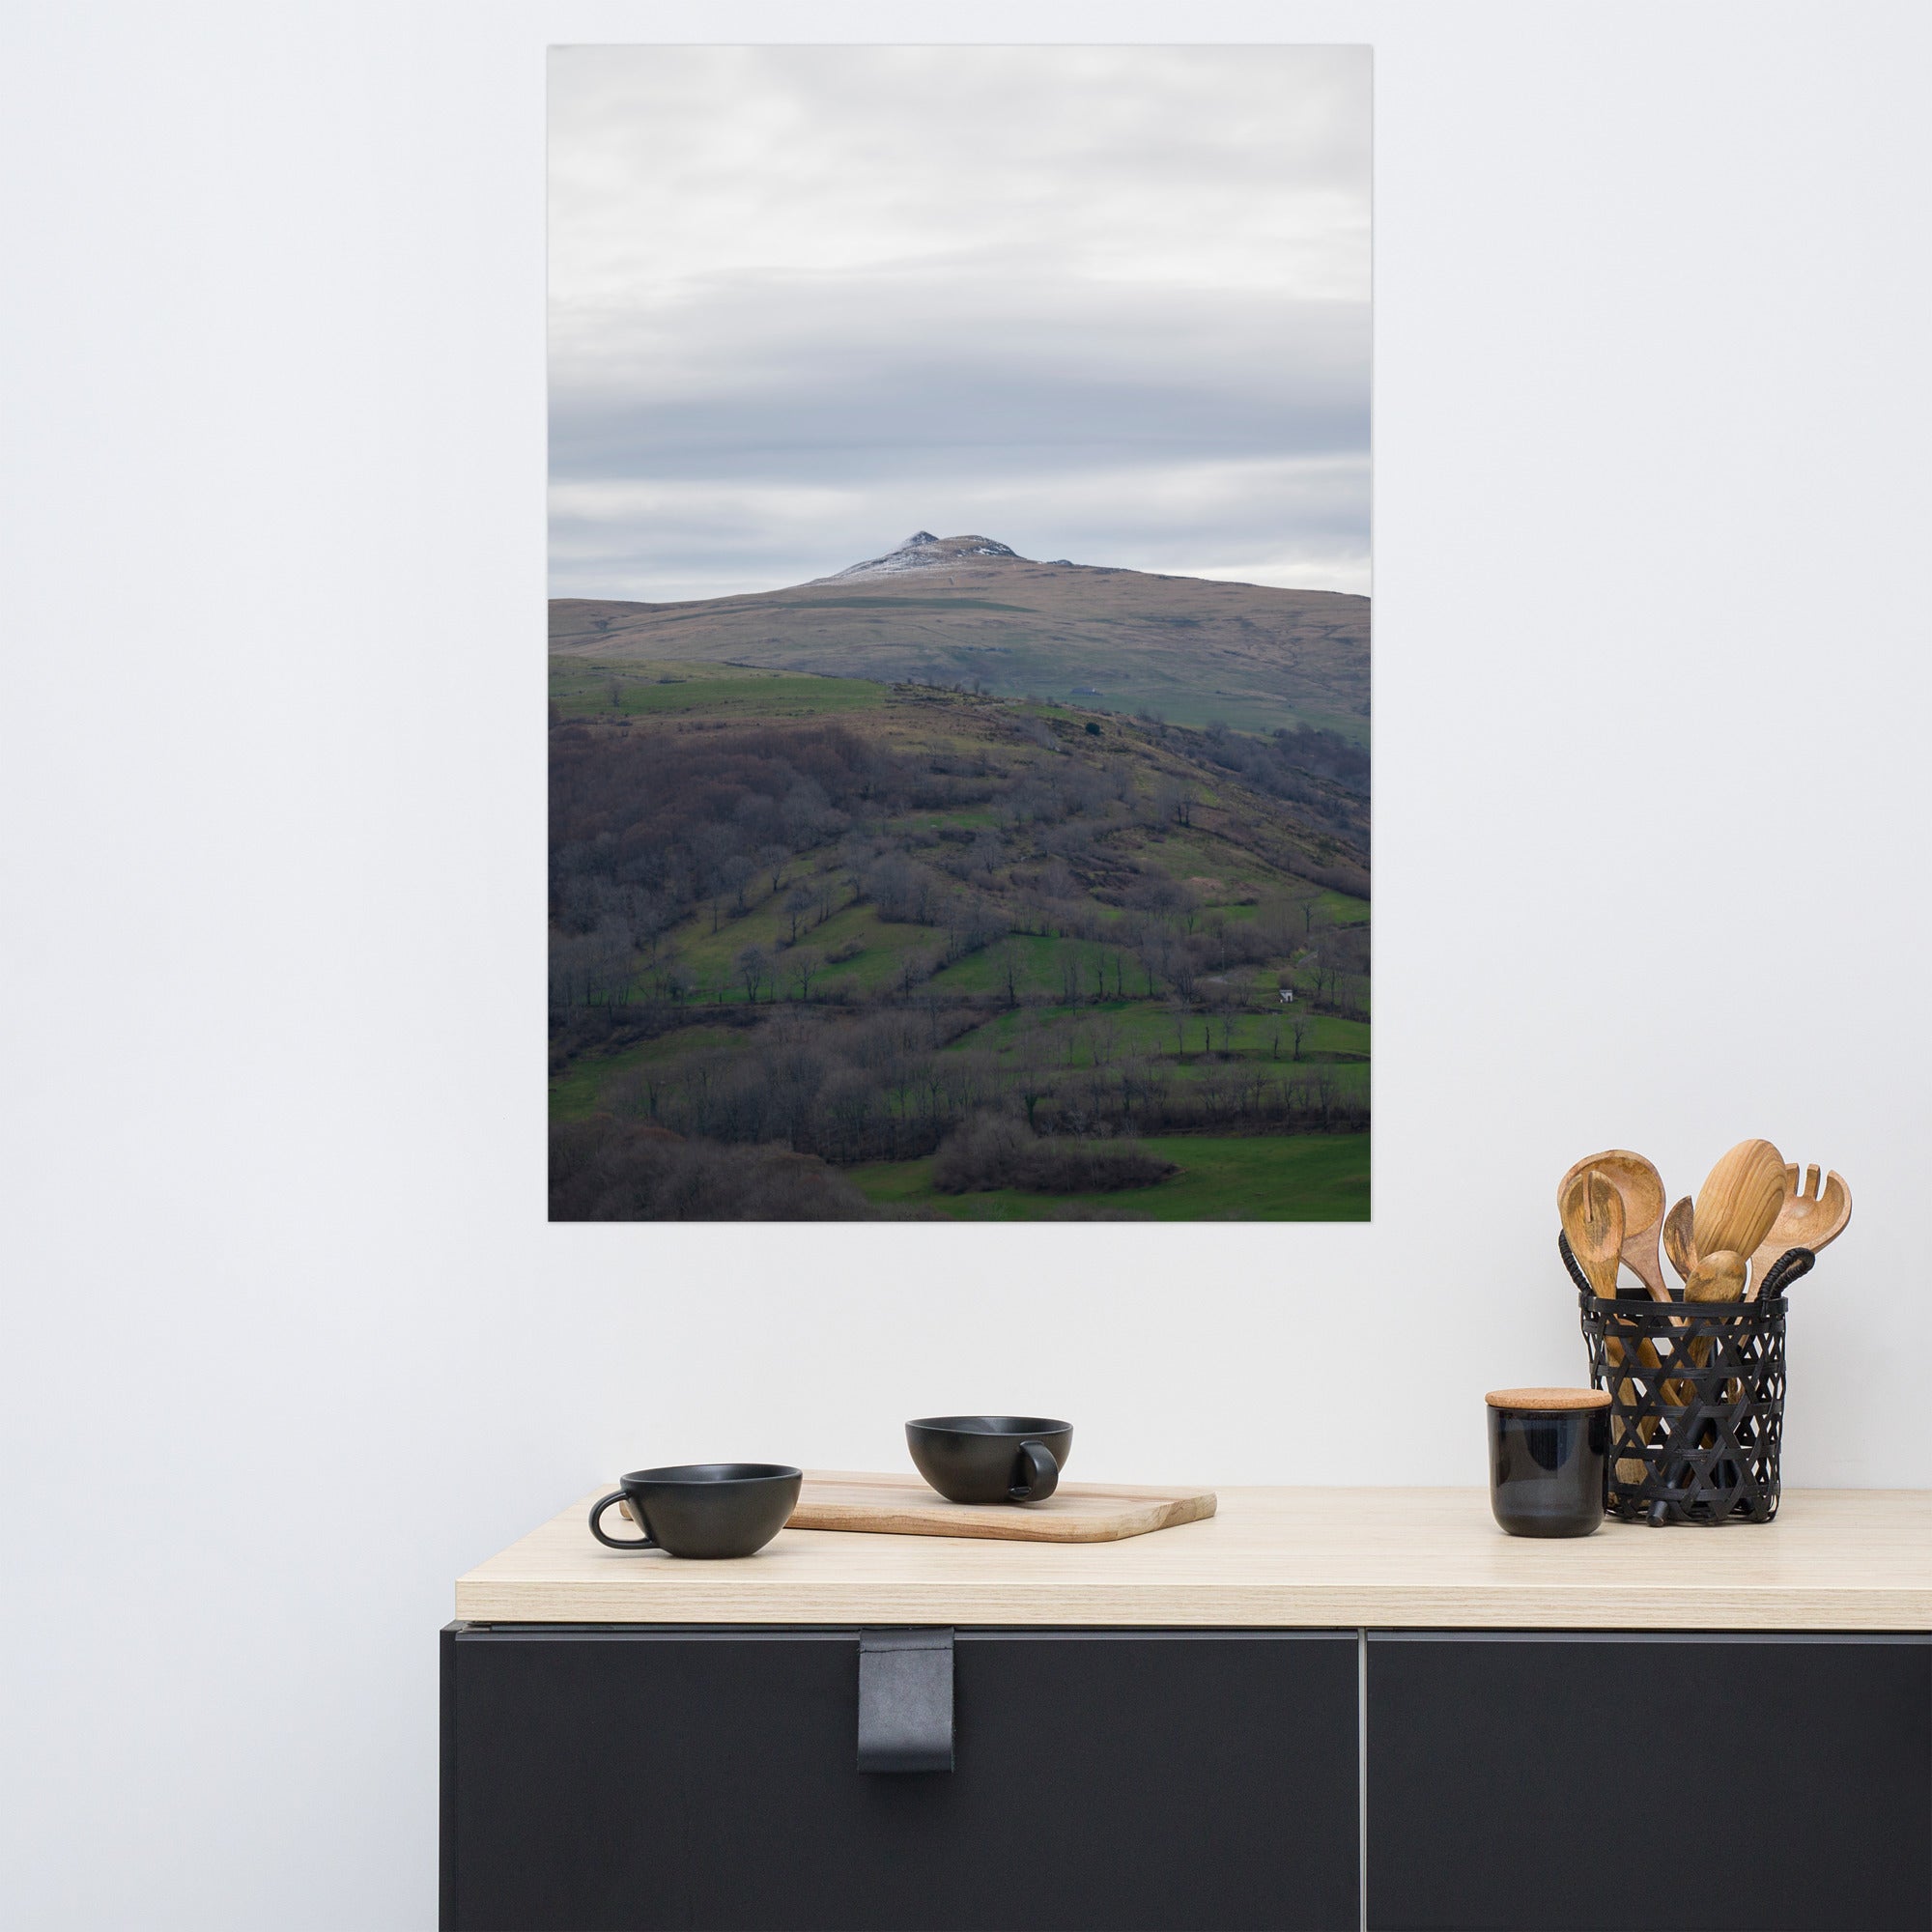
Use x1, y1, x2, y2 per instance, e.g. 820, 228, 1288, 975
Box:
734, 944, 769, 1004
787, 948, 824, 1002
895, 949, 933, 1002
1013, 1018, 1054, 1131
1153, 778, 1195, 827
994, 942, 1022, 1010
1167, 997, 1191, 1059
1137, 939, 1164, 998
1091, 1014, 1123, 1069
781, 885, 813, 944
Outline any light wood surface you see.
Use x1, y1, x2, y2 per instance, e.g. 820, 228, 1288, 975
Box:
454, 1485, 1932, 1631
785, 1471, 1215, 1543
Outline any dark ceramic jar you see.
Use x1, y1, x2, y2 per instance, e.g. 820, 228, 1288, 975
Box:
1485, 1387, 1609, 1538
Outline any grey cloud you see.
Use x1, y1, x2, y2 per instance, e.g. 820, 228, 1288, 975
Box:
549, 453, 1368, 604
549, 45, 1369, 601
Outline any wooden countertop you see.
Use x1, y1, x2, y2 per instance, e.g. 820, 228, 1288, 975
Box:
454, 1483, 1932, 1631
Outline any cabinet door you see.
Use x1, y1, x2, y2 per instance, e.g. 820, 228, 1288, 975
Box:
1366, 1632, 1931, 1931
442, 1625, 1360, 1932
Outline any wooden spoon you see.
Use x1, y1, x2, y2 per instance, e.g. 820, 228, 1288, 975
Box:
1662, 1197, 1698, 1285
1559, 1167, 1625, 1297
1556, 1151, 1669, 1300
1658, 1199, 1700, 1406
1692, 1140, 1787, 1268
1683, 1249, 1747, 1303
1560, 1171, 1647, 1481
1663, 1247, 1748, 1404
1747, 1165, 1852, 1298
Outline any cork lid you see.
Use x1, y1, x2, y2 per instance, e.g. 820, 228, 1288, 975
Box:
1485, 1386, 1611, 1411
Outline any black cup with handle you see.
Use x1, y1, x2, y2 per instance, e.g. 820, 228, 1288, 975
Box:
587, 1463, 802, 1558
905, 1416, 1072, 1505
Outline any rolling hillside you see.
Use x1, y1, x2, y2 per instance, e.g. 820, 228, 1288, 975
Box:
549, 663, 1370, 1220
550, 532, 1369, 739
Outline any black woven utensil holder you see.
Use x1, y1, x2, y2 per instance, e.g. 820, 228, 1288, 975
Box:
1563, 1233, 1810, 1525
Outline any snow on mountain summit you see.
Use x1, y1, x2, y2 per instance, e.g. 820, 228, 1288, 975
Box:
813, 532, 1032, 582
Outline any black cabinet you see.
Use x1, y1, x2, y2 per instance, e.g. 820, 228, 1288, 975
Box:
441, 1626, 1361, 1932
444, 1622, 1932, 1932
1365, 1633, 1932, 1931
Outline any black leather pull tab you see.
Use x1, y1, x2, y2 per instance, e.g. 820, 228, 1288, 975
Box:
857, 1629, 954, 1773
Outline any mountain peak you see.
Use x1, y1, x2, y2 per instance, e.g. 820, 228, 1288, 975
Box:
814, 531, 1030, 583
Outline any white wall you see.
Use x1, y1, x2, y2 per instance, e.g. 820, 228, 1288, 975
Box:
5, 2, 1927, 1925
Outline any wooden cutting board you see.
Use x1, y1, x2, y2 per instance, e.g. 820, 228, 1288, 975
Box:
785, 1470, 1217, 1544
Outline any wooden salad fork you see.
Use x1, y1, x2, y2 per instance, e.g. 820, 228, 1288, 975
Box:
1747, 1165, 1852, 1299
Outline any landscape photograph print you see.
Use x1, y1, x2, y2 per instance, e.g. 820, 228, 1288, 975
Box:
549, 45, 1371, 1221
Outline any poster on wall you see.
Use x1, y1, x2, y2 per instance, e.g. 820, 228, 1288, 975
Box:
548, 46, 1370, 1221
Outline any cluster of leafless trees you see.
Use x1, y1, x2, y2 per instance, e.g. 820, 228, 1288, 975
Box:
1130, 716, 1369, 841
550, 703, 1373, 1009
929, 1116, 1177, 1194
597, 1004, 1365, 1166
550, 1114, 902, 1221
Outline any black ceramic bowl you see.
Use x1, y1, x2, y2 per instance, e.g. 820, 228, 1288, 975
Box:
587, 1462, 802, 1558
906, 1416, 1073, 1505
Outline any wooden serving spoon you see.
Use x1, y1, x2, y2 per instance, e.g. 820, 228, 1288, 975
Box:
1676, 1247, 1749, 1406
1560, 1170, 1648, 1481
1662, 1197, 1698, 1285
1658, 1201, 1712, 1404
1559, 1168, 1625, 1297
1692, 1140, 1787, 1270
1556, 1151, 1669, 1300
1684, 1249, 1747, 1303
1747, 1165, 1852, 1299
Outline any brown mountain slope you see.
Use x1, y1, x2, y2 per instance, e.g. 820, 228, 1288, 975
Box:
551, 539, 1368, 739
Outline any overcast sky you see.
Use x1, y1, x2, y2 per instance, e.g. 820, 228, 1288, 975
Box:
549, 45, 1370, 603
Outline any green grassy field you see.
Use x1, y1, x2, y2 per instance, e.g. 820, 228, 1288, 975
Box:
550, 1024, 747, 1119
940, 1002, 1368, 1065
551, 659, 886, 720
845, 1132, 1369, 1220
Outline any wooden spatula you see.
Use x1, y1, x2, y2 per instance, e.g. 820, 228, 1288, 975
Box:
1692, 1139, 1787, 1270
